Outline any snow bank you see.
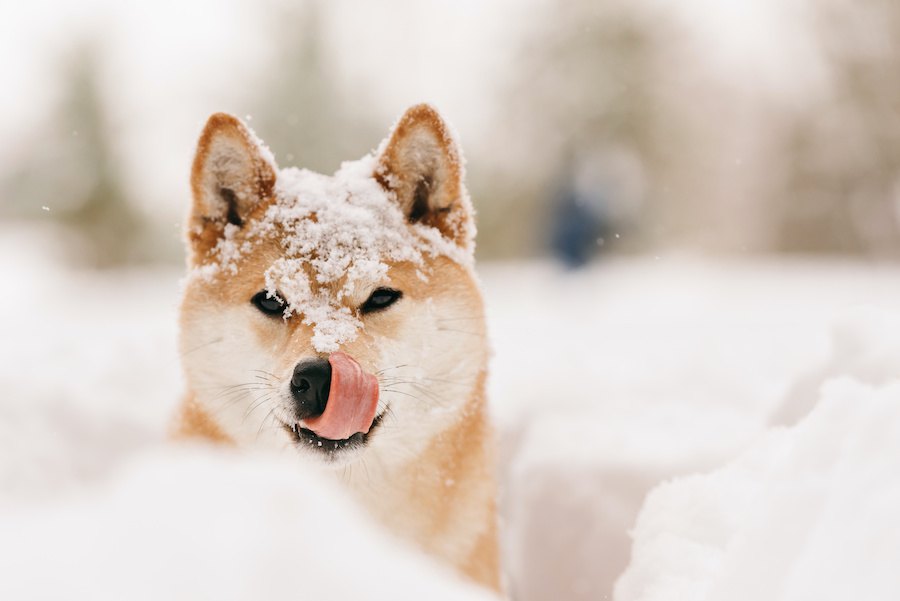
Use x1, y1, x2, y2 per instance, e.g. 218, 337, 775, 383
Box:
770, 305, 900, 425
485, 257, 900, 601
0, 445, 495, 601
615, 378, 900, 601
502, 405, 758, 601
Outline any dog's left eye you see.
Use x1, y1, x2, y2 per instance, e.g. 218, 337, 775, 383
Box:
361, 288, 402, 314
251, 291, 286, 316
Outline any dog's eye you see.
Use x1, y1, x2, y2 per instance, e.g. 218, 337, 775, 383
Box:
251, 291, 286, 316
361, 288, 402, 314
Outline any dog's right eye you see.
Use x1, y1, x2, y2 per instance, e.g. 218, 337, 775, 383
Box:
361, 288, 402, 314
251, 291, 286, 316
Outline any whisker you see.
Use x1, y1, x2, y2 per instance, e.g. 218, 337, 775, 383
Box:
361, 455, 372, 486
391, 381, 455, 405
376, 364, 409, 375
435, 315, 485, 322
404, 383, 453, 406
255, 407, 278, 439
378, 376, 468, 388
436, 327, 485, 338
217, 387, 275, 408
377, 376, 415, 385
214, 389, 261, 408
379, 388, 436, 405
196, 381, 273, 394
250, 369, 279, 380
243, 391, 275, 421
209, 383, 274, 393
178, 337, 224, 359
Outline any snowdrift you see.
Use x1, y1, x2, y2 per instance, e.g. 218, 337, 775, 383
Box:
486, 261, 900, 600
616, 377, 900, 601
0, 446, 495, 601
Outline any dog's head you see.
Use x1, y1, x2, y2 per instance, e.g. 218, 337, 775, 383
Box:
179, 105, 487, 467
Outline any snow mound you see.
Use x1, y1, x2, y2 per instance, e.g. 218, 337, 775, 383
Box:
771, 305, 900, 425
0, 445, 496, 601
615, 378, 900, 601
502, 405, 759, 601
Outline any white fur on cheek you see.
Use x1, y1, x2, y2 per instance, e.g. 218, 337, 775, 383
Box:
365, 293, 486, 467
180, 305, 291, 451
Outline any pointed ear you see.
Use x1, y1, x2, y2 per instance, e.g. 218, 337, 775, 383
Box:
375, 104, 474, 247
187, 113, 277, 261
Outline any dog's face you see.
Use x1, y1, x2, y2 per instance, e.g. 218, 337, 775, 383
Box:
179, 106, 487, 468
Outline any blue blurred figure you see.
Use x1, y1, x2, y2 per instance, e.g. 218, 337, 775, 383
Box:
550, 161, 608, 268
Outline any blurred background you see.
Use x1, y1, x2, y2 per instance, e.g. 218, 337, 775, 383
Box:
3, 1, 900, 600
4, 0, 900, 265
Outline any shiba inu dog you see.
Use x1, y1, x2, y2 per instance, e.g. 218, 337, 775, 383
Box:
172, 105, 500, 591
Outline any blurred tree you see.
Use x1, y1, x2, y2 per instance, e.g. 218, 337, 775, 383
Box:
774, 0, 900, 255
0, 42, 146, 267
252, 0, 380, 175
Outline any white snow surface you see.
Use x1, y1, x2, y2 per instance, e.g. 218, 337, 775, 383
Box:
0, 446, 496, 601
195, 151, 471, 353
3, 228, 900, 600
615, 378, 900, 601
483, 259, 900, 601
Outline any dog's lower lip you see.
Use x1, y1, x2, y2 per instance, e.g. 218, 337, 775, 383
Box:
282, 411, 385, 452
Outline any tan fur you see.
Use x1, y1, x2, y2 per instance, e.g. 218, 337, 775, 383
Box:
173, 105, 501, 593
170, 393, 234, 444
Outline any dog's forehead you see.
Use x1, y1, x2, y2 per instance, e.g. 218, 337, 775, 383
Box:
260, 158, 421, 295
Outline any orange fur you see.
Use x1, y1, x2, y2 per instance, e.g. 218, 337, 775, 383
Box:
170, 393, 234, 444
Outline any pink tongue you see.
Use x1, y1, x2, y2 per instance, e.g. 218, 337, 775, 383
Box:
303, 352, 379, 441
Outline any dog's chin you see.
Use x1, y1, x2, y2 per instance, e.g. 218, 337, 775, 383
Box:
281, 412, 385, 464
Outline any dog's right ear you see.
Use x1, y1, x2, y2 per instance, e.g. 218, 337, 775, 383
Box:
187, 113, 277, 263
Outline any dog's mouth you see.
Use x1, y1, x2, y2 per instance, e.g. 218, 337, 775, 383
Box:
282, 410, 385, 456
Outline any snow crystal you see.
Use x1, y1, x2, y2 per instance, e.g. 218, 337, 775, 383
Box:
192, 152, 472, 353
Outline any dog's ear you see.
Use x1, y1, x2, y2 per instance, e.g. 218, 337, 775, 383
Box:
375, 104, 473, 248
187, 112, 277, 262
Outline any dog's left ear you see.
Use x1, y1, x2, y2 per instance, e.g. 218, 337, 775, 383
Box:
375, 104, 474, 248
187, 113, 277, 263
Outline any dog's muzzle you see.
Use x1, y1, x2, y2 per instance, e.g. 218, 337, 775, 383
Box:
289, 352, 379, 441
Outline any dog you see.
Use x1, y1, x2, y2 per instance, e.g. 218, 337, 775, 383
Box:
171, 104, 500, 591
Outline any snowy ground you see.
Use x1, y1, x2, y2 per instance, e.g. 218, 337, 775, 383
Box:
2, 226, 900, 600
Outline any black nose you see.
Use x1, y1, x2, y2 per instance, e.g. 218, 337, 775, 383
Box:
290, 357, 331, 420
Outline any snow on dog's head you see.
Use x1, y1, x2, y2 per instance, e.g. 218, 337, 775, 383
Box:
178, 105, 487, 466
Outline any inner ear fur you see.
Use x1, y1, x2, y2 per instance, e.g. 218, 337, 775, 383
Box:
187, 113, 277, 262
375, 104, 473, 247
